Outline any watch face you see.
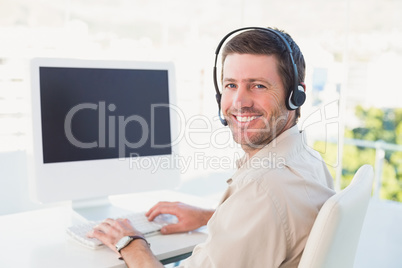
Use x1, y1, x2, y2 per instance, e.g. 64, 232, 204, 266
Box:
116, 236, 132, 251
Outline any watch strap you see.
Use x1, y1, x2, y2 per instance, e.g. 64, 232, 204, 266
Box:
118, 235, 150, 253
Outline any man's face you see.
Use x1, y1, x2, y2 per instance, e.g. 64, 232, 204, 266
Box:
221, 53, 294, 155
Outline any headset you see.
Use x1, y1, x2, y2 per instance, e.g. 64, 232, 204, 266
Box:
213, 27, 306, 126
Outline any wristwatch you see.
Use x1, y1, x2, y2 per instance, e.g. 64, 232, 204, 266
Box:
115, 235, 150, 253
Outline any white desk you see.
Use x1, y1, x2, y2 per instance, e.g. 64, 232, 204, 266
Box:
0, 191, 212, 268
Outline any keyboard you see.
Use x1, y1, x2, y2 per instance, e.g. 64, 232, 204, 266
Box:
66, 212, 178, 249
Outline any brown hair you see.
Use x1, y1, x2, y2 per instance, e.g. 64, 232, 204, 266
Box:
221, 28, 305, 120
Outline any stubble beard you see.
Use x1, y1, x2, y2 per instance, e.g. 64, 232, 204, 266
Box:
228, 108, 289, 152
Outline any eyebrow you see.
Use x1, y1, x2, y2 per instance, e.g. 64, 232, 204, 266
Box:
223, 77, 273, 86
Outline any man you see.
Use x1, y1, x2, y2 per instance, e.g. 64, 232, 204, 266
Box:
88, 27, 335, 267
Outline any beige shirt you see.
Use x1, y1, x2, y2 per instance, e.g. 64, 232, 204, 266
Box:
180, 126, 335, 268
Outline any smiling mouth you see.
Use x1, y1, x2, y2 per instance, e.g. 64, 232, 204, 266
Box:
234, 115, 260, 123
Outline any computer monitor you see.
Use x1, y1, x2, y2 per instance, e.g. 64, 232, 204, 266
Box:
28, 58, 181, 220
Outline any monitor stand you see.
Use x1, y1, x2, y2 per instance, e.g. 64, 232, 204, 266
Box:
72, 197, 132, 222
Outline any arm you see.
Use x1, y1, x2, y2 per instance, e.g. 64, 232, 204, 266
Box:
119, 239, 163, 268
87, 218, 163, 268
87, 202, 214, 266
146, 201, 215, 234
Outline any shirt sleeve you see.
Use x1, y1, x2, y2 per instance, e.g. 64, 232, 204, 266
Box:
179, 179, 289, 268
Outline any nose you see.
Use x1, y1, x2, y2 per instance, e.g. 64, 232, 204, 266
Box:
233, 85, 253, 110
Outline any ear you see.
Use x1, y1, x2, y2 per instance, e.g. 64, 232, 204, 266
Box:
300, 82, 306, 92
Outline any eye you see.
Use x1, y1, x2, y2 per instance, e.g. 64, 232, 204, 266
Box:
224, 83, 237, 89
254, 84, 266, 89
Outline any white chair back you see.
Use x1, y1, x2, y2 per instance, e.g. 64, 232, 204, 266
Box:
298, 165, 374, 268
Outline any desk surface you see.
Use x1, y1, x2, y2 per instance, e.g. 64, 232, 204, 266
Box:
0, 191, 213, 268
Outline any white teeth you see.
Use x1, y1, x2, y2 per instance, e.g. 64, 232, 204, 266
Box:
236, 116, 258, 122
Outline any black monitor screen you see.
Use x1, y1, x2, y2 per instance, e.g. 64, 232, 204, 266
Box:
39, 67, 172, 163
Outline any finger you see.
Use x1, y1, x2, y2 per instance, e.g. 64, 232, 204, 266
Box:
116, 218, 130, 226
103, 218, 117, 226
87, 229, 120, 255
86, 229, 96, 238
91, 221, 111, 234
87, 228, 107, 240
147, 205, 179, 221
105, 218, 130, 231
160, 223, 184, 234
146, 201, 173, 216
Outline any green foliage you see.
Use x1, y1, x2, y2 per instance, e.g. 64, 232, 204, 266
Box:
314, 105, 402, 202
354, 106, 399, 144
313, 141, 337, 178
380, 161, 402, 201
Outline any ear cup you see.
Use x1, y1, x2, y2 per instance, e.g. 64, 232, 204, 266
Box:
287, 85, 306, 110
294, 85, 306, 107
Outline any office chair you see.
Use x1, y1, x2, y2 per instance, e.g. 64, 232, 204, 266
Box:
298, 164, 374, 268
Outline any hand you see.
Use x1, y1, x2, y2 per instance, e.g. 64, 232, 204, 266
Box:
146, 202, 214, 234
87, 218, 143, 255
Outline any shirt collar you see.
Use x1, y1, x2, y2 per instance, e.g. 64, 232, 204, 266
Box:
235, 125, 300, 169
